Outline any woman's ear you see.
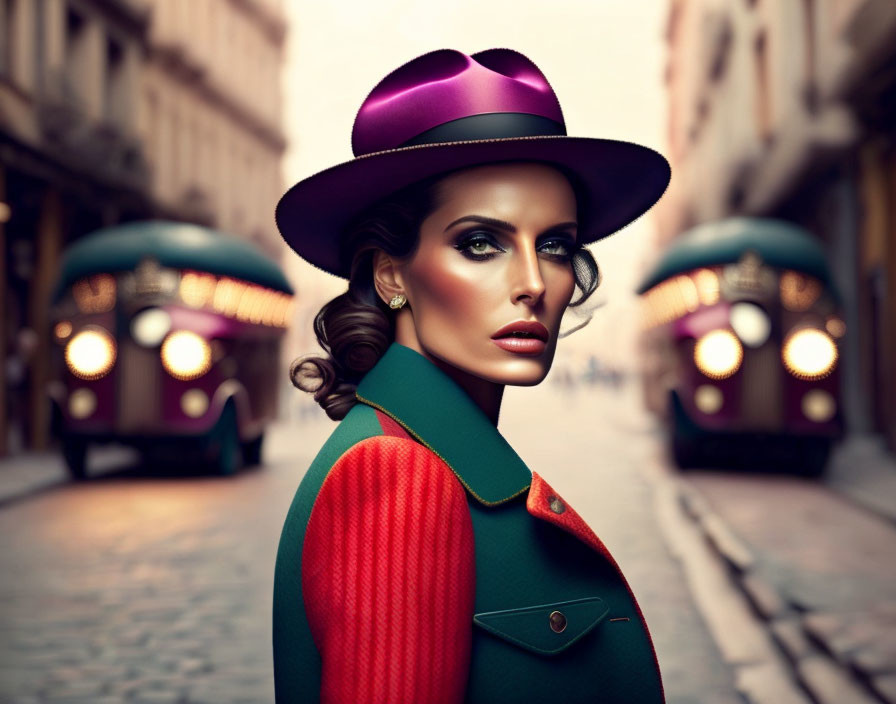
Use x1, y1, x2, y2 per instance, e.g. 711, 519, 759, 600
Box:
372, 249, 405, 306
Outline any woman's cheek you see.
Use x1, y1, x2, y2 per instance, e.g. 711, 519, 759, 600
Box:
547, 267, 576, 307
563, 271, 577, 305
413, 257, 495, 329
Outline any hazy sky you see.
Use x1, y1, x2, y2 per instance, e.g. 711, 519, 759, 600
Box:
279, 0, 669, 371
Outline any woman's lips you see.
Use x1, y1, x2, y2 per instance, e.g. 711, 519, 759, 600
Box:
491, 320, 549, 341
491, 337, 547, 355
491, 320, 550, 355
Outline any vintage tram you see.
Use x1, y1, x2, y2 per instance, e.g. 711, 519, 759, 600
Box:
637, 217, 844, 475
50, 221, 295, 478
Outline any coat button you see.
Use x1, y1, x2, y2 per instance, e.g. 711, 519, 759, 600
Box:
549, 610, 567, 633
547, 495, 566, 514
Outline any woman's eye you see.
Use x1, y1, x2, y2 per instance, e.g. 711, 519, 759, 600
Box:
455, 235, 503, 259
539, 240, 573, 258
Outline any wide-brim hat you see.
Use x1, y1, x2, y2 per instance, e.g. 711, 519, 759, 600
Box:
276, 48, 671, 279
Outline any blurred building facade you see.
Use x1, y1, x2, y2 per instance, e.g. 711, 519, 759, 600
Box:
0, 0, 287, 456
659, 0, 896, 453
141, 0, 286, 256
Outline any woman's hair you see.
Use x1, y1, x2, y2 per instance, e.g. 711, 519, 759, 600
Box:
290, 165, 602, 420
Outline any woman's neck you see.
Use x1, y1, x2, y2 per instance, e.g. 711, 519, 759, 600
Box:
394, 326, 504, 426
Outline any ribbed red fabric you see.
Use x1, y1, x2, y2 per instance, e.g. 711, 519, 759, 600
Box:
302, 435, 476, 704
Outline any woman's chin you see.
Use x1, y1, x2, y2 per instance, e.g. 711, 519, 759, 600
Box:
480, 359, 553, 387
424, 345, 556, 389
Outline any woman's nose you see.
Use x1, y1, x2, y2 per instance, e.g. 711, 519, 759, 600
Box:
510, 247, 546, 304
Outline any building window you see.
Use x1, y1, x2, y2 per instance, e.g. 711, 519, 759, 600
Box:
708, 16, 732, 82
33, 0, 45, 91
64, 5, 88, 106
754, 31, 772, 142
206, 131, 216, 212
802, 0, 818, 111
170, 107, 180, 197
145, 89, 159, 177
105, 36, 125, 126
2, 0, 19, 79
190, 116, 201, 189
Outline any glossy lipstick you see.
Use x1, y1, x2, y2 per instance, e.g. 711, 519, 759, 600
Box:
491, 320, 549, 355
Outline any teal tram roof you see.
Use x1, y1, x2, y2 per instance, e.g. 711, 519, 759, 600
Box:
55, 221, 294, 300
636, 217, 838, 298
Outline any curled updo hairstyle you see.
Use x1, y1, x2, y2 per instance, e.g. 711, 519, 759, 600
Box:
290, 166, 602, 420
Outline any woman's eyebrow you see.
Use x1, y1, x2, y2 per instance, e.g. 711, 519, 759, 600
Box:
539, 222, 578, 236
444, 215, 515, 232
444, 215, 578, 234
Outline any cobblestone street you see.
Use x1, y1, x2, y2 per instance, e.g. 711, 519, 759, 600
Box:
679, 469, 896, 704
0, 412, 335, 704
1, 377, 894, 703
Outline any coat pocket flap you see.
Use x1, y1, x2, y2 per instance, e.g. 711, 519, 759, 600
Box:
473, 596, 609, 656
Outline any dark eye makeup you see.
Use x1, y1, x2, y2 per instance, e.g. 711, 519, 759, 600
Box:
537, 232, 576, 259
454, 231, 504, 260
453, 229, 576, 262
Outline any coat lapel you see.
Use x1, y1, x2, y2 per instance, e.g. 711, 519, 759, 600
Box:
526, 470, 620, 566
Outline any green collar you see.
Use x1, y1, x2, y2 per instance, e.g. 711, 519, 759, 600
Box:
355, 343, 532, 507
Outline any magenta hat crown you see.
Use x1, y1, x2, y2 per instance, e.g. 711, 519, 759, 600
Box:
276, 48, 671, 279
352, 49, 566, 156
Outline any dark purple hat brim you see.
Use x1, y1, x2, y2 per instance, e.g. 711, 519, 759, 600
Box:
275, 135, 670, 278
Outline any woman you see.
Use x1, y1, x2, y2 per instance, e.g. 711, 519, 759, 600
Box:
273, 49, 670, 703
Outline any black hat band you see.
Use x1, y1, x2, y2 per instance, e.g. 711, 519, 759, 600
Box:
399, 112, 566, 148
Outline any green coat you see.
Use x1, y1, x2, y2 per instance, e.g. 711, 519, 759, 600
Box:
273, 342, 664, 702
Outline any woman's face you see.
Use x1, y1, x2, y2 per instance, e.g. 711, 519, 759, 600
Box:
394, 162, 578, 386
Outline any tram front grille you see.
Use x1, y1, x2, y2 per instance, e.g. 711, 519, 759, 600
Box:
739, 343, 782, 431
117, 341, 161, 433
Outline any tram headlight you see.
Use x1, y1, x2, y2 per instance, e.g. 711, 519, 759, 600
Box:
782, 328, 837, 380
694, 329, 743, 379
694, 384, 724, 414
161, 331, 212, 380
826, 316, 846, 339
802, 389, 836, 422
54, 321, 73, 342
65, 328, 116, 380
69, 388, 97, 419
729, 302, 771, 348
131, 308, 172, 347
180, 389, 209, 418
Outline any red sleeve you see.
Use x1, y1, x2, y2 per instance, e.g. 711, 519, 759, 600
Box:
302, 435, 476, 704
